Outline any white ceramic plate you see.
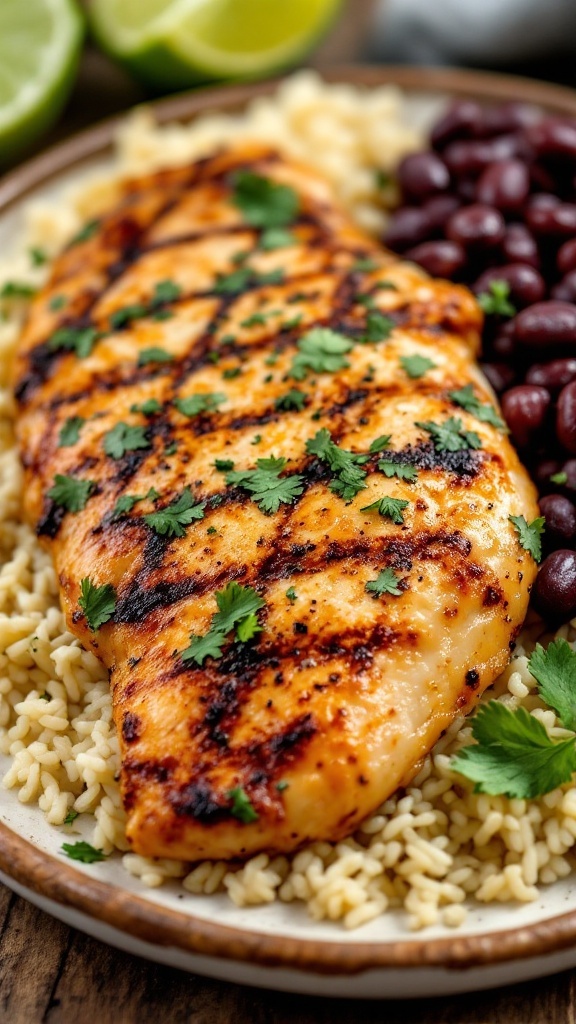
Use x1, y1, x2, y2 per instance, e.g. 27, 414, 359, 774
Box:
3, 66, 576, 999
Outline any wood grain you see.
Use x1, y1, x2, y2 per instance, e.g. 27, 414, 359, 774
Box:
2, 2, 576, 1019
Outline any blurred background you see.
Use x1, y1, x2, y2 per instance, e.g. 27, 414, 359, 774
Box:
2, 0, 576, 169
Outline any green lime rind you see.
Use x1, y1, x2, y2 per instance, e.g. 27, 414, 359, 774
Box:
0, 1, 84, 166
88, 0, 343, 90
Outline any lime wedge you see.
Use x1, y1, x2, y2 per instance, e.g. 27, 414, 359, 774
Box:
89, 0, 343, 89
0, 0, 84, 165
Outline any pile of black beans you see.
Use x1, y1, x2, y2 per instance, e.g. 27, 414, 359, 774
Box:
383, 100, 576, 623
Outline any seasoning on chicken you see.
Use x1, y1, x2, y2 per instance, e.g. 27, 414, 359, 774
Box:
14, 144, 539, 862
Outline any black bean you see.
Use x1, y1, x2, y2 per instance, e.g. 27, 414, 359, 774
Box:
551, 271, 576, 303
481, 361, 516, 393
533, 550, 576, 623
443, 136, 519, 178
405, 240, 466, 278
446, 204, 505, 250
557, 238, 576, 275
423, 194, 462, 232
524, 118, 576, 161
474, 264, 545, 309
476, 102, 537, 137
430, 100, 483, 150
383, 207, 433, 252
557, 381, 576, 454
526, 202, 576, 237
397, 152, 450, 200
475, 160, 530, 212
535, 459, 564, 493
501, 224, 540, 269
539, 494, 576, 551
501, 385, 550, 447
512, 301, 576, 348
526, 358, 576, 393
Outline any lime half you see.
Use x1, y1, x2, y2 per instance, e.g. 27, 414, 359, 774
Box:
88, 0, 343, 89
0, 0, 84, 165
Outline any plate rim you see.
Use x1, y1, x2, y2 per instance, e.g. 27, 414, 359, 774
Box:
3, 62, 576, 977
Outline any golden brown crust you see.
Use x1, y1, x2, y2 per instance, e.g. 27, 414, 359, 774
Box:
14, 144, 538, 861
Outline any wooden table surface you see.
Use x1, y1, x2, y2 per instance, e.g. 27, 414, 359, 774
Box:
3, 5, 576, 1021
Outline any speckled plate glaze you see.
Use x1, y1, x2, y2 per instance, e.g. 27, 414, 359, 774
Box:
2, 66, 576, 999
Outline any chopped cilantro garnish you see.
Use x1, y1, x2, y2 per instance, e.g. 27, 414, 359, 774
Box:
63, 809, 79, 826
214, 458, 234, 471
509, 514, 545, 563
70, 219, 99, 245
275, 389, 306, 412
365, 567, 403, 597
415, 417, 482, 453
378, 460, 418, 483
241, 312, 268, 328
232, 171, 299, 229
551, 471, 568, 485
305, 428, 368, 502
78, 577, 117, 631
164, 442, 177, 455
477, 280, 516, 318
174, 393, 226, 417
58, 416, 85, 448
227, 786, 259, 824
143, 488, 205, 538
103, 423, 150, 459
39, 692, 51, 701
153, 279, 181, 304
222, 367, 242, 380
214, 269, 251, 294
153, 308, 174, 321
48, 475, 95, 513
251, 434, 262, 445
138, 347, 174, 366
207, 526, 218, 536
61, 841, 107, 863
400, 354, 437, 379
110, 303, 148, 330
48, 326, 100, 359
451, 700, 576, 799
111, 489, 157, 519
226, 456, 304, 514
369, 434, 391, 454
181, 581, 265, 666
361, 495, 410, 524
351, 257, 379, 273
360, 311, 394, 344
49, 294, 67, 311
276, 780, 289, 792
29, 246, 48, 267
448, 383, 506, 430
281, 314, 303, 332
130, 398, 162, 416
285, 586, 297, 603
290, 328, 353, 381
260, 227, 296, 250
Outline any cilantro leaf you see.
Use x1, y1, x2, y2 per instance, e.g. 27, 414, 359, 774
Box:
305, 429, 368, 502
49, 295, 67, 311
226, 456, 304, 514
551, 471, 568, 485
29, 246, 48, 267
232, 171, 299, 229
509, 514, 545, 563
78, 577, 117, 631
63, 809, 79, 826
138, 347, 174, 366
400, 354, 437, 379
103, 423, 150, 460
48, 475, 95, 513
275, 389, 306, 412
130, 398, 162, 416
48, 326, 100, 359
153, 279, 181, 304
286, 586, 297, 603
227, 786, 259, 823
61, 841, 107, 864
235, 612, 263, 642
378, 460, 418, 483
174, 393, 226, 417
214, 269, 252, 294
365, 568, 403, 597
143, 488, 205, 538
351, 257, 379, 272
451, 700, 576, 798
70, 219, 99, 245
290, 328, 353, 381
182, 630, 227, 666
110, 304, 148, 330
0, 280, 37, 300
111, 489, 157, 519
260, 227, 296, 250
369, 434, 391, 453
241, 312, 268, 328
477, 280, 516, 318
58, 416, 85, 448
448, 383, 506, 430
361, 496, 410, 524
214, 458, 234, 471
529, 639, 576, 730
360, 311, 394, 344
415, 417, 482, 453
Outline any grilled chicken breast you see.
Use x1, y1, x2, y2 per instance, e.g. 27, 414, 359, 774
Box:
14, 144, 539, 862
